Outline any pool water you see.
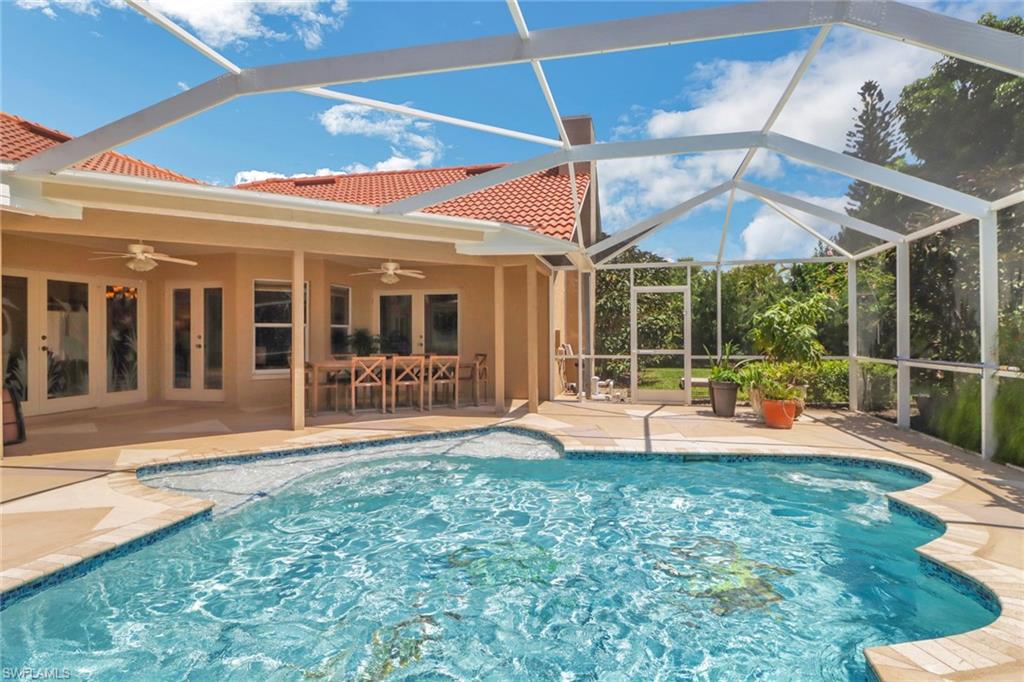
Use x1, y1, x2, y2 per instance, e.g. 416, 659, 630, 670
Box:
1, 434, 996, 680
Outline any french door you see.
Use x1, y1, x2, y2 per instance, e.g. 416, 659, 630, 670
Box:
166, 283, 224, 401
376, 292, 459, 355
630, 285, 691, 404
2, 270, 146, 415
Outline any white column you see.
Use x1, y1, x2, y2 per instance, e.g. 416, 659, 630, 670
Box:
494, 265, 506, 415
979, 210, 999, 459
587, 269, 597, 399
896, 241, 910, 429
577, 267, 584, 402
716, 266, 723, 358
290, 250, 305, 431
847, 260, 859, 412
629, 268, 637, 403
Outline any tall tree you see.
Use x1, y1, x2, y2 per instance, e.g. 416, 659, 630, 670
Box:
836, 81, 906, 253
898, 13, 1024, 190
845, 81, 903, 212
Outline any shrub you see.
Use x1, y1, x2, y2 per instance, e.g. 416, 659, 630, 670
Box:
995, 379, 1024, 466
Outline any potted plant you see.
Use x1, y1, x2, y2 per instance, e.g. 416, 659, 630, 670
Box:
707, 342, 740, 417
761, 380, 801, 429
738, 362, 768, 420
747, 292, 834, 420
351, 328, 379, 356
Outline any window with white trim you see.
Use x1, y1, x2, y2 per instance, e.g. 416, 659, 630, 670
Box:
329, 284, 351, 356
253, 280, 307, 372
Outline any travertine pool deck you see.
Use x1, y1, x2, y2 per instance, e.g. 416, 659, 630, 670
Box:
2, 400, 1022, 680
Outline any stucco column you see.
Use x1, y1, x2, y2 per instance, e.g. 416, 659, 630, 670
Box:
527, 263, 539, 413
493, 265, 506, 415
291, 250, 305, 430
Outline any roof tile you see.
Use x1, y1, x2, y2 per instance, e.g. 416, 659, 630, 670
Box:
1, 111, 201, 184
235, 165, 589, 240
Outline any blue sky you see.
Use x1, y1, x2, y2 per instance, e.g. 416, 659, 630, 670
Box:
2, 0, 1019, 261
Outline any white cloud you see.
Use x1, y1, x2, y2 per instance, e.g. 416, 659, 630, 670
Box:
16, 0, 100, 19
598, 15, 985, 233
176, 81, 189, 91
317, 103, 444, 172
15, 0, 348, 49
598, 149, 782, 232
233, 167, 336, 185
737, 194, 849, 260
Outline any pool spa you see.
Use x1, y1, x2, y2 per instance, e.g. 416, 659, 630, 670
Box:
0, 429, 998, 680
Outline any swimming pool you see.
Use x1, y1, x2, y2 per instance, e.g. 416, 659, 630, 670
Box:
0, 430, 997, 680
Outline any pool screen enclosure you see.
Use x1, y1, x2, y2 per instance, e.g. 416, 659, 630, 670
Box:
6, 0, 1023, 458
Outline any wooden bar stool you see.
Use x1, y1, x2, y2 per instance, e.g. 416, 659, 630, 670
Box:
390, 356, 425, 412
305, 363, 339, 414
458, 353, 488, 406
350, 356, 386, 414
427, 355, 459, 410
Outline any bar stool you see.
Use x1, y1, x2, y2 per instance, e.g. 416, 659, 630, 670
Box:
390, 355, 425, 412
350, 356, 386, 414
458, 353, 488, 406
427, 355, 459, 410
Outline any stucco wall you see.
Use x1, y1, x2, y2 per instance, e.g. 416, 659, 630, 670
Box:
2, 228, 552, 412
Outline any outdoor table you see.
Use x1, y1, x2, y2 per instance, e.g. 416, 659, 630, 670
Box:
307, 359, 354, 416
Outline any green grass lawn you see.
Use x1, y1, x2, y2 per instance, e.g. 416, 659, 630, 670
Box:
638, 366, 711, 397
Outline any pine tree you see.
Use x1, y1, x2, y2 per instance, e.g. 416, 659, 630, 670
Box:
834, 81, 905, 253
844, 81, 902, 213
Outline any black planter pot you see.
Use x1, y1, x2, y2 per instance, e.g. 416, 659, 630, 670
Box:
710, 380, 739, 417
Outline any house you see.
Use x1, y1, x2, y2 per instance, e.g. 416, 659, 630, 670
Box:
0, 111, 599, 429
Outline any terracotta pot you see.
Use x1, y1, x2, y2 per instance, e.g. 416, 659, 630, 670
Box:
793, 384, 807, 419
763, 399, 798, 429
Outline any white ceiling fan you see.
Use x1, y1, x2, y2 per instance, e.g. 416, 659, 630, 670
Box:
352, 261, 425, 284
90, 242, 198, 272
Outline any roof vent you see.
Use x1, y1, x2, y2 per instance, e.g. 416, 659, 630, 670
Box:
293, 176, 336, 187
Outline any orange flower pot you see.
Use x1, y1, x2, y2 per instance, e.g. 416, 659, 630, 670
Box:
763, 399, 798, 429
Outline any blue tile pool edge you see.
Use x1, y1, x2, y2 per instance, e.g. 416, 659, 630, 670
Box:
0, 509, 212, 611
1, 424, 1001, 621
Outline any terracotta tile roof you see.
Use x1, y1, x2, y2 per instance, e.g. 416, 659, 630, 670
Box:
1, 111, 201, 184
1, 111, 588, 239
235, 164, 589, 240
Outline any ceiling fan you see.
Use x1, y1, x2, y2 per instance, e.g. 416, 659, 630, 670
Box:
90, 243, 198, 272
352, 261, 425, 284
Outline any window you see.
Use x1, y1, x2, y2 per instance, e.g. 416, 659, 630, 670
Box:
253, 280, 307, 372
329, 284, 351, 355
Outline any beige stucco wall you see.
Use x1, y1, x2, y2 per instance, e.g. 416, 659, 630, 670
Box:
2, 210, 560, 412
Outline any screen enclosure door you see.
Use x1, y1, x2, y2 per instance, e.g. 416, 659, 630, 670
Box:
630, 285, 691, 404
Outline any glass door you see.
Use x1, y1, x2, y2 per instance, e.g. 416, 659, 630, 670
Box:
424, 293, 458, 355
376, 292, 459, 356
167, 283, 224, 401
630, 285, 691, 404
2, 271, 147, 415
2, 275, 30, 406
379, 295, 413, 354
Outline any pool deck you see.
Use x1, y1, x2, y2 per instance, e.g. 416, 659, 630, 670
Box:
2, 399, 1022, 680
